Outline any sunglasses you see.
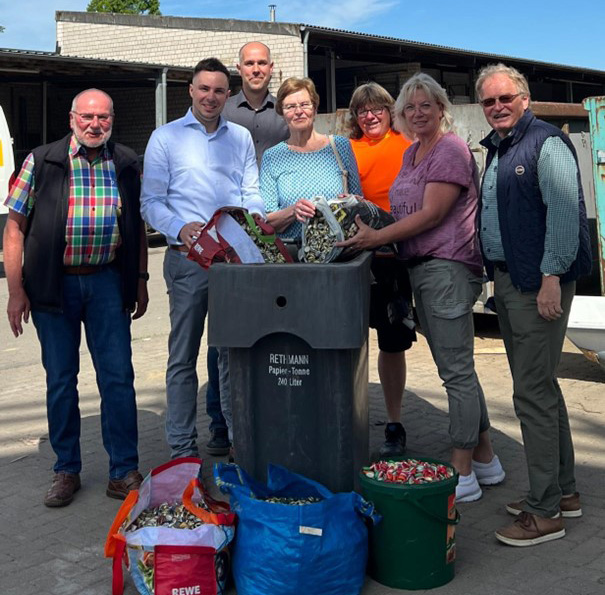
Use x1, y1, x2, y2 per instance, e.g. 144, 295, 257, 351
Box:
479, 93, 523, 108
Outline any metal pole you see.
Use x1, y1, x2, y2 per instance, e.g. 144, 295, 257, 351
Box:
583, 96, 605, 295
42, 81, 48, 144
327, 50, 336, 112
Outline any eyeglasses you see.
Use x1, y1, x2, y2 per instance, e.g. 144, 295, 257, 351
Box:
479, 93, 522, 108
72, 111, 113, 123
403, 102, 436, 115
357, 106, 385, 118
283, 102, 314, 113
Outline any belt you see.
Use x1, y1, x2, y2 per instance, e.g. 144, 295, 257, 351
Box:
63, 265, 104, 275
170, 245, 189, 253
406, 255, 435, 268
493, 261, 508, 273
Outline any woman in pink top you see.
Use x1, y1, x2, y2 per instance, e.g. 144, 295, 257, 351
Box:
340, 73, 505, 503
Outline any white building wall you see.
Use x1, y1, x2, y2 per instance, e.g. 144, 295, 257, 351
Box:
57, 20, 304, 94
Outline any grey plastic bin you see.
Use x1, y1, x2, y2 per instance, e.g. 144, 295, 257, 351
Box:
208, 252, 372, 493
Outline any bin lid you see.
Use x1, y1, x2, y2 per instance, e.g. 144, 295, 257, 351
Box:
207, 252, 372, 349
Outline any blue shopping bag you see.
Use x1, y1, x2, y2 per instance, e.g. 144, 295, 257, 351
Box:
215, 463, 380, 595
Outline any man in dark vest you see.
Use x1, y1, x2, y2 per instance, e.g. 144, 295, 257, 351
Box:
476, 64, 591, 546
3, 88, 148, 507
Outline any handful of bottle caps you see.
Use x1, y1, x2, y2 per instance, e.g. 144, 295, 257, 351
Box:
363, 458, 454, 485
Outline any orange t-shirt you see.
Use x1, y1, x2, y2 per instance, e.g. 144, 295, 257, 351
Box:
350, 130, 412, 212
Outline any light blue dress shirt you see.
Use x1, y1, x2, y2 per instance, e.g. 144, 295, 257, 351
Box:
141, 109, 265, 245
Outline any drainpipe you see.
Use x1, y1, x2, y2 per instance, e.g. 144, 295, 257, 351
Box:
301, 27, 309, 78
155, 68, 168, 128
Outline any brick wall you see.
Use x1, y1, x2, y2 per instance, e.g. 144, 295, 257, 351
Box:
57, 20, 305, 94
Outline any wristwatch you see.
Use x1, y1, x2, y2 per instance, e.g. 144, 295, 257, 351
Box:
138, 272, 150, 281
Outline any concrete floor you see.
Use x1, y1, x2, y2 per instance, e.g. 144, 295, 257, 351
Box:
0, 244, 603, 595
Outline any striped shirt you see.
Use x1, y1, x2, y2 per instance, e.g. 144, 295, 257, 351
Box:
4, 135, 121, 266
480, 134, 579, 275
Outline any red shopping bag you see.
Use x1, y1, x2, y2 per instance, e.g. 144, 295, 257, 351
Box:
105, 458, 235, 595
187, 207, 293, 269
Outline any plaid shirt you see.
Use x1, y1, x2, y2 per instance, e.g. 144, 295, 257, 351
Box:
4, 135, 120, 266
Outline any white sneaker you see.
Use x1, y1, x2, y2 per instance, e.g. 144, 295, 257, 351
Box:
456, 471, 482, 502
472, 455, 506, 486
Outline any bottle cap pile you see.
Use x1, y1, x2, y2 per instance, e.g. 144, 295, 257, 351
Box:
363, 459, 454, 485
260, 496, 323, 505
124, 501, 208, 531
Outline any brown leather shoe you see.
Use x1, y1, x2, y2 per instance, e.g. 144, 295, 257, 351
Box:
506, 492, 582, 518
106, 470, 143, 500
495, 511, 565, 546
44, 472, 81, 507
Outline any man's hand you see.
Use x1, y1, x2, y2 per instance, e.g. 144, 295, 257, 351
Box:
132, 279, 149, 320
336, 215, 381, 251
7, 287, 31, 337
178, 221, 205, 249
537, 275, 563, 321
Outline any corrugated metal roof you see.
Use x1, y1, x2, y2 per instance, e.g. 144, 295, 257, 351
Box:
0, 47, 193, 72
300, 23, 605, 75
0, 48, 57, 57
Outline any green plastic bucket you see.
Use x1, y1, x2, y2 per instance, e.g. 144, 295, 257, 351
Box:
359, 458, 460, 590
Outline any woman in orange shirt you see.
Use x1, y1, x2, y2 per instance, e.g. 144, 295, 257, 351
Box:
348, 82, 414, 457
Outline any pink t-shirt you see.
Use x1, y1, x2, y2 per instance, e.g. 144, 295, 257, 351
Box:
389, 132, 483, 276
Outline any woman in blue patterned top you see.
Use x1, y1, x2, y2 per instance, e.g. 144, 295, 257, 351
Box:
259, 77, 361, 239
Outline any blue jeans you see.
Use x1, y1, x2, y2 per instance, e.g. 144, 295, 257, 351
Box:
206, 346, 227, 433
31, 267, 139, 479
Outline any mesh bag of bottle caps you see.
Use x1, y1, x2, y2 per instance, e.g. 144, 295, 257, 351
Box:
105, 458, 236, 595
214, 462, 381, 595
299, 195, 395, 263
188, 207, 293, 269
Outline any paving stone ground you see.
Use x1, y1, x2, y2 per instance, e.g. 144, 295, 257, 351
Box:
1, 244, 603, 595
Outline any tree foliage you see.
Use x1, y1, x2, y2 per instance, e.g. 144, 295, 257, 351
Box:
86, 0, 161, 15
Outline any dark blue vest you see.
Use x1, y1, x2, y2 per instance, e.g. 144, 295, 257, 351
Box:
480, 110, 591, 292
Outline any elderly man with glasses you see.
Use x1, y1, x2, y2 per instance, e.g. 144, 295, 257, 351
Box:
475, 64, 591, 546
3, 88, 148, 507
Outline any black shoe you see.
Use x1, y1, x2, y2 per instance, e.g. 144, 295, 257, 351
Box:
206, 428, 231, 456
379, 422, 406, 457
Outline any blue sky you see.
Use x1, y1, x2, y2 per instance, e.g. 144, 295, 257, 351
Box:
1, 1, 603, 71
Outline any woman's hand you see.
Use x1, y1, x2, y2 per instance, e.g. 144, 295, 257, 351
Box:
336, 215, 382, 250
294, 199, 316, 222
